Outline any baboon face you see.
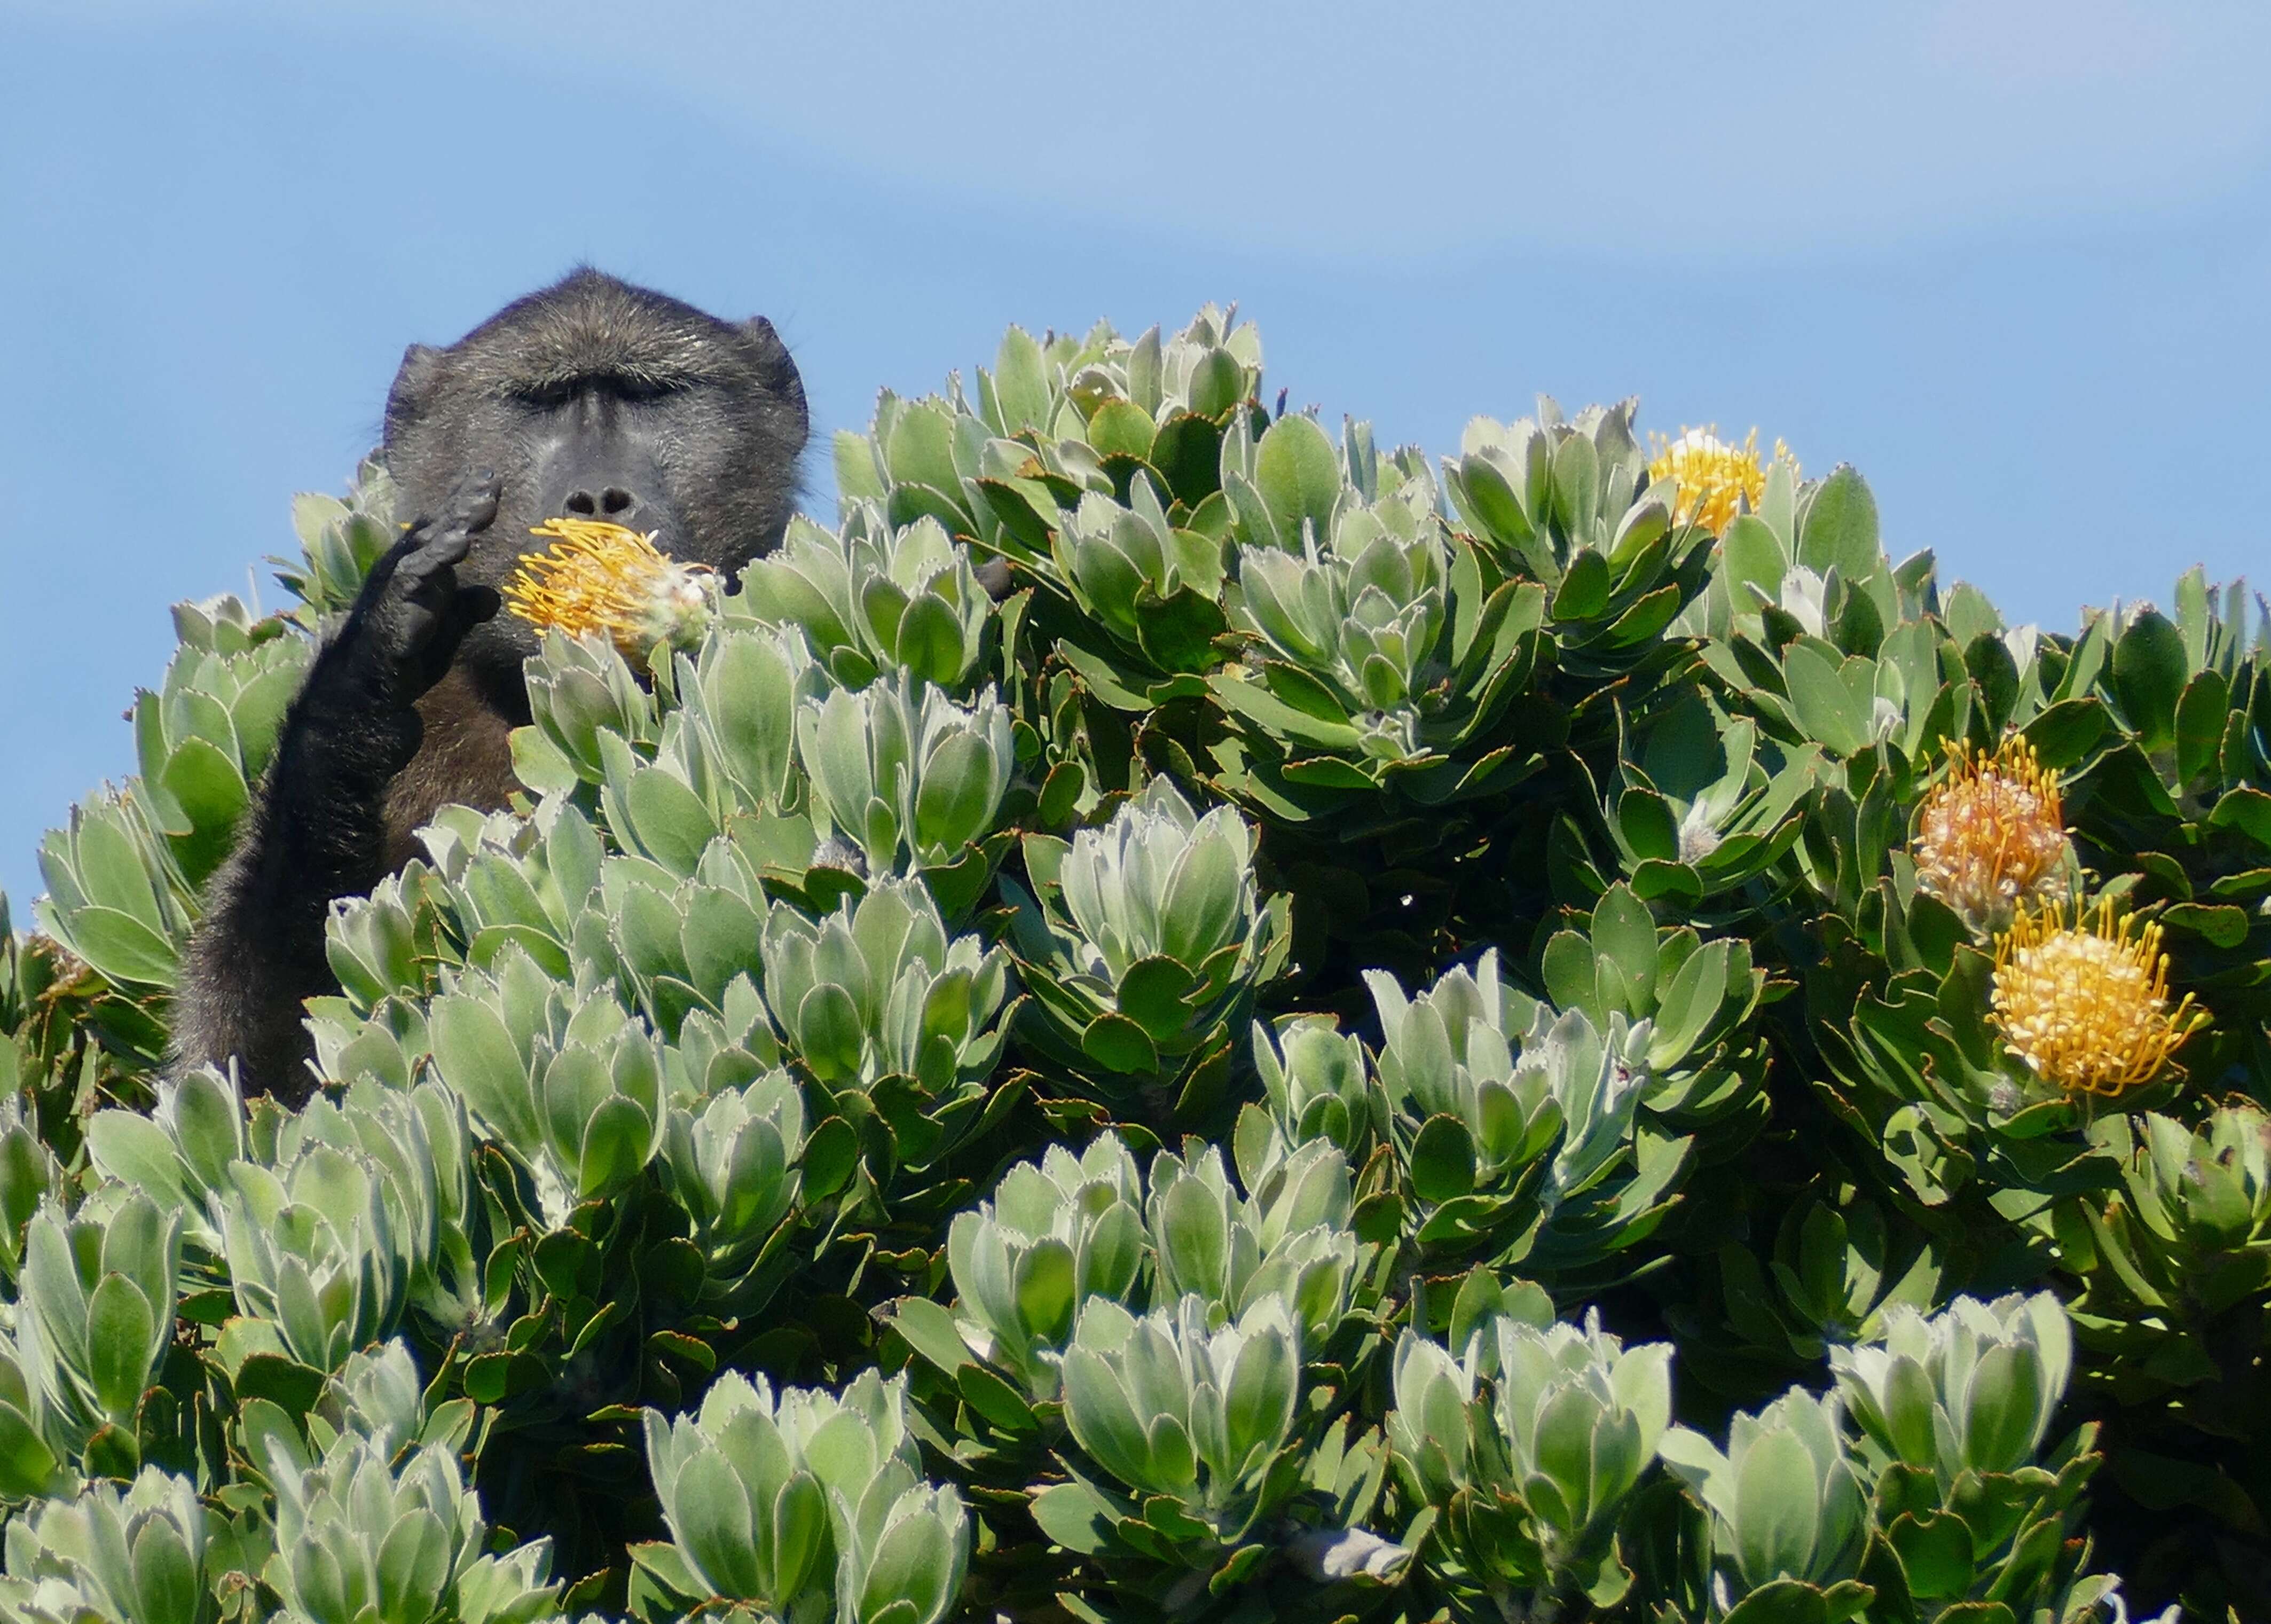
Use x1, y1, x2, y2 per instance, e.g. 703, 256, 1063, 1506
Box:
379, 268, 808, 682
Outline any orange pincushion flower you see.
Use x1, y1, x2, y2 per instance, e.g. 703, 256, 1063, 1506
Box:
1991, 896, 2207, 1099
1913, 734, 2072, 935
502, 519, 711, 656
1645, 427, 1795, 534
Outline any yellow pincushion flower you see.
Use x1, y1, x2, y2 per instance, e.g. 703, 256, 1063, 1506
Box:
1646, 427, 1795, 534
503, 519, 712, 657
1913, 734, 2072, 935
1991, 897, 2207, 1099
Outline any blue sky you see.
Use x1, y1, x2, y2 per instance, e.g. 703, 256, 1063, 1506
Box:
6, 2, 2271, 910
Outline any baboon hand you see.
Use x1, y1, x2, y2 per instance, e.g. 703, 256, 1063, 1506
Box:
343, 469, 503, 704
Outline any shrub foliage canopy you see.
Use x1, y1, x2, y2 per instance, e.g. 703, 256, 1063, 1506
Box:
5, 307, 2270, 1624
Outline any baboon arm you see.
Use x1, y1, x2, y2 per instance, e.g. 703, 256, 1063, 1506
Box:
174, 477, 496, 1100
173, 636, 421, 1102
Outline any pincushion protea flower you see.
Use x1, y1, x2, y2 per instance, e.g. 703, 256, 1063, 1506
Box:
502, 518, 712, 656
1646, 427, 1794, 534
1991, 897, 2207, 1099
1914, 734, 2072, 935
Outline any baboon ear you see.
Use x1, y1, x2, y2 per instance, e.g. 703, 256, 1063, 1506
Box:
738, 316, 807, 416
384, 343, 446, 434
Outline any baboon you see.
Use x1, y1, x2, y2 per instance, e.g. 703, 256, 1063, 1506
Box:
175, 269, 809, 1101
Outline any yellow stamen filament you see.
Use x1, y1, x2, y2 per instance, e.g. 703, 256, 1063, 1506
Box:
1991, 897, 2207, 1098
1645, 426, 1794, 534
1914, 734, 2071, 933
503, 518, 710, 656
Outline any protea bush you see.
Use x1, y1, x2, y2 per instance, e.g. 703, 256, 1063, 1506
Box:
7, 304, 2270, 1624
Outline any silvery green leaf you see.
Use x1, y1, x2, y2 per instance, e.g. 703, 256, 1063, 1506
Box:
1393, 1309, 1670, 1559
0, 1468, 214, 1624
645, 1369, 948, 1616
17, 1191, 183, 1452
1061, 1295, 1304, 1540
795, 677, 1010, 875
1830, 1291, 2072, 1484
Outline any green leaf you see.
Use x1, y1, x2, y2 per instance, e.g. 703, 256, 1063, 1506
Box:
1132, 586, 1229, 676
2021, 696, 2110, 771
887, 1296, 971, 1375
796, 983, 866, 1084
1117, 957, 1199, 1045
128, 1517, 200, 1624
2210, 786, 2271, 848
1590, 883, 1659, 1008
1088, 399, 1156, 461
1553, 550, 1612, 621
992, 327, 1051, 434
1030, 1481, 1118, 1555
85, 1114, 184, 1209
69, 812, 166, 932
681, 888, 766, 1003
913, 733, 1000, 859
1783, 640, 1869, 756
1542, 931, 1597, 1015
1797, 465, 1881, 583
702, 631, 799, 805
374, 1507, 451, 1624
1451, 456, 1535, 554
1253, 414, 1340, 550
1649, 941, 1728, 1069
579, 1095, 656, 1198
1081, 1014, 1159, 1076
1410, 1115, 1478, 1204
82, 1422, 139, 1481
626, 768, 719, 877
1158, 1177, 1229, 1297
2175, 669, 2230, 785
2162, 903, 2250, 950
1733, 1428, 1822, 1588
802, 1117, 859, 1199
619, 884, 693, 985
86, 1274, 157, 1422
1550, 431, 1599, 537
1617, 789, 1680, 865
510, 725, 580, 796
836, 431, 886, 503
1150, 414, 1225, 506
1888, 1510, 1975, 1600
65, 906, 179, 988
429, 994, 536, 1149
1015, 1237, 1078, 1347
1531, 1384, 1603, 1532
673, 1448, 762, 1599
860, 1495, 956, 1624
897, 594, 970, 688
1720, 1579, 1834, 1624
232, 664, 302, 781
0, 1406, 57, 1499
1061, 1347, 1153, 1492
2112, 608, 2187, 751
885, 399, 961, 501
232, 1352, 326, 1416
1960, 1341, 2040, 1473
772, 1470, 829, 1600
156, 735, 250, 878
1222, 1322, 1296, 1467
1720, 515, 1787, 613
1186, 348, 1245, 421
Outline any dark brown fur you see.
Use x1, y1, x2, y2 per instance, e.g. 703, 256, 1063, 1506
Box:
379, 669, 522, 872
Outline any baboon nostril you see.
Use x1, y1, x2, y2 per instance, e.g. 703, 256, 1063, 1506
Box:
563, 490, 599, 516
601, 488, 634, 515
